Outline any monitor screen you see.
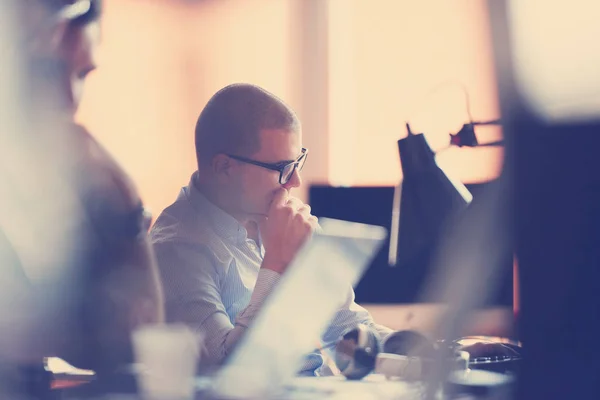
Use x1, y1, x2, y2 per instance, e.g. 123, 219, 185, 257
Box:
309, 183, 513, 306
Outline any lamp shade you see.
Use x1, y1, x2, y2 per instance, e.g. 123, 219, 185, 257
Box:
389, 130, 473, 267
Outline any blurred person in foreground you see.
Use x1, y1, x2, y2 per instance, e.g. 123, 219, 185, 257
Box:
150, 84, 392, 376
0, 0, 164, 390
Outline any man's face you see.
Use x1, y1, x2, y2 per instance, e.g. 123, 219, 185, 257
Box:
233, 129, 304, 217
23, 4, 100, 119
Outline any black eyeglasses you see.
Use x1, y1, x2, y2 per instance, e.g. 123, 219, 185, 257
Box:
226, 148, 308, 185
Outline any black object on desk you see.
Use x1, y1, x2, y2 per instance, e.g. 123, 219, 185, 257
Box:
58, 368, 138, 399
309, 184, 514, 306
0, 363, 54, 400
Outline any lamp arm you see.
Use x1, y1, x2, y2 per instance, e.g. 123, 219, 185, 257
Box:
475, 139, 505, 147
446, 119, 504, 149
472, 119, 502, 126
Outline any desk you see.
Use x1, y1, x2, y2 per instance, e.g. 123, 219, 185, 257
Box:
362, 303, 514, 338
53, 304, 514, 398
59, 373, 512, 400
59, 375, 425, 400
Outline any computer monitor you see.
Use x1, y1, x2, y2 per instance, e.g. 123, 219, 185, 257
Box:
309, 183, 513, 306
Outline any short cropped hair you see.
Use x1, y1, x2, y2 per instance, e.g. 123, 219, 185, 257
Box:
194, 83, 300, 167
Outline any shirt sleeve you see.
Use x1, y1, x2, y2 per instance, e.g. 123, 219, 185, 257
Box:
321, 286, 393, 349
154, 241, 280, 366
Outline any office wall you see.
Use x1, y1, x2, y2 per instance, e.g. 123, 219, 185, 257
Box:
327, 0, 502, 186
78, 0, 325, 216
77, 0, 198, 217
77, 0, 501, 217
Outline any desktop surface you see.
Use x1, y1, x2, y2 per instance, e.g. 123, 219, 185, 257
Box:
59, 371, 514, 400
61, 377, 423, 400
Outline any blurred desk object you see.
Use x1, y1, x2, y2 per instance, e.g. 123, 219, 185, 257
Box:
278, 375, 424, 399
47, 305, 513, 397
362, 303, 514, 338
47, 357, 94, 390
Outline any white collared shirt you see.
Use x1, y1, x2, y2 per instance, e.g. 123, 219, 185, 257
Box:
150, 172, 391, 374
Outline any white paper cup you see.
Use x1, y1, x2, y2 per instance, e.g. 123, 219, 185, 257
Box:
132, 324, 200, 400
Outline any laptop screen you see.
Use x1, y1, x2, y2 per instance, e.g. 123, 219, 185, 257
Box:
211, 218, 386, 398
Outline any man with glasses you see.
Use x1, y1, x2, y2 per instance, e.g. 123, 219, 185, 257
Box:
151, 83, 390, 375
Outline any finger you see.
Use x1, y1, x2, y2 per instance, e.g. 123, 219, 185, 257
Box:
286, 197, 304, 211
287, 198, 312, 215
296, 209, 319, 233
297, 206, 312, 217
309, 216, 322, 232
295, 202, 315, 219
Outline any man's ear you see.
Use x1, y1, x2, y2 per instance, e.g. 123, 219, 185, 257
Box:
211, 154, 233, 179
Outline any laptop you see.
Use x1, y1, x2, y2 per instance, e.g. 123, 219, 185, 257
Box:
208, 218, 388, 399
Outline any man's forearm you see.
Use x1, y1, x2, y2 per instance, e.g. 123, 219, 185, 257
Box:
232, 268, 281, 328
202, 268, 281, 364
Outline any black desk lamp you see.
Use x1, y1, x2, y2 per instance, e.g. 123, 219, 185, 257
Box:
388, 123, 473, 267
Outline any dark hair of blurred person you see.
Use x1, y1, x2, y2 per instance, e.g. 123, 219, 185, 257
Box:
0, 0, 164, 393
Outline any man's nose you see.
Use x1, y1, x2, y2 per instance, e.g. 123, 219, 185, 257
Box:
283, 168, 302, 190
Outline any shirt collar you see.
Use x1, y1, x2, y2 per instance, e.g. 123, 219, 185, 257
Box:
184, 172, 248, 245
